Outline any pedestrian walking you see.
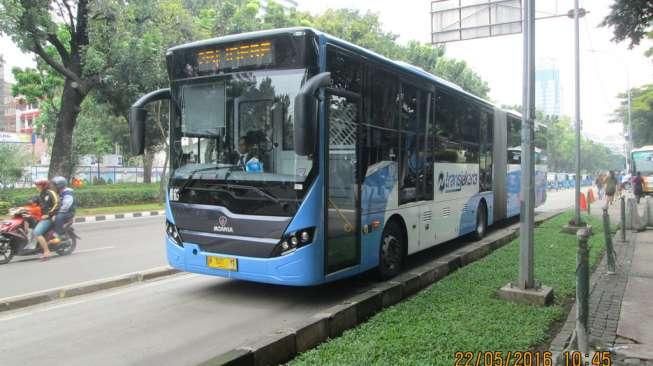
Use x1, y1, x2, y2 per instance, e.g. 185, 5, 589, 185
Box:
605, 171, 618, 205
595, 173, 605, 200
633, 171, 645, 204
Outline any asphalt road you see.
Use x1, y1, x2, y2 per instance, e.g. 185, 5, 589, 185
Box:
0, 190, 576, 366
0, 216, 167, 298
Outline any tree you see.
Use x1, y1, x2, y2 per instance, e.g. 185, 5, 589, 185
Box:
601, 0, 653, 47
0, 0, 98, 179
611, 84, 653, 147
93, 0, 201, 184
0, 145, 29, 188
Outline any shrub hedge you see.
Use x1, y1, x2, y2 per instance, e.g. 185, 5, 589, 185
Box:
0, 183, 161, 209
0, 201, 9, 215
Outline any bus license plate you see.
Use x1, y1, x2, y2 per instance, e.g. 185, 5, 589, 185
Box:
206, 256, 238, 271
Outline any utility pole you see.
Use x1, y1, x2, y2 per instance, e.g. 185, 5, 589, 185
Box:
519, 0, 536, 289
573, 0, 582, 226
627, 86, 633, 170
497, 0, 553, 306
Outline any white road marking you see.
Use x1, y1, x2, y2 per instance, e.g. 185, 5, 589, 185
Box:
0, 273, 197, 322
74, 246, 115, 254
75, 215, 163, 226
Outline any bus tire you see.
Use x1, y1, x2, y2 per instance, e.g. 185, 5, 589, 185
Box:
377, 220, 405, 280
473, 201, 488, 240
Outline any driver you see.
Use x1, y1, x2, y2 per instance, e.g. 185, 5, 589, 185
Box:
33, 179, 60, 261
236, 135, 263, 173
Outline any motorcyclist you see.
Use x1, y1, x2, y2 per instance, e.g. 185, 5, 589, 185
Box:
48, 176, 76, 246
32, 179, 60, 260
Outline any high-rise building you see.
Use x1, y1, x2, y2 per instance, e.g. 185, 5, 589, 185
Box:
535, 59, 561, 117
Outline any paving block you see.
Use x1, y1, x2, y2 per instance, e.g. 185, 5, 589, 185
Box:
394, 272, 422, 298
322, 303, 357, 339
460, 242, 491, 265
344, 290, 382, 322
199, 348, 254, 366
368, 281, 401, 309
249, 330, 296, 366
294, 316, 329, 354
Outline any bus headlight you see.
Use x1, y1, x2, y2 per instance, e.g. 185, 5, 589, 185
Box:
273, 227, 315, 256
166, 220, 183, 246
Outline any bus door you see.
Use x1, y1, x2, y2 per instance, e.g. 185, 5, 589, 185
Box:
325, 91, 361, 274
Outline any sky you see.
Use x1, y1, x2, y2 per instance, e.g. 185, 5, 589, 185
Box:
1, 0, 651, 149
297, 0, 653, 150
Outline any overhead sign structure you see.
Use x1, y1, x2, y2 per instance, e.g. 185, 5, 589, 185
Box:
431, 0, 522, 43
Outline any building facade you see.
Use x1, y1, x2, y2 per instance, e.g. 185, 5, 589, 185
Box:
535, 59, 561, 117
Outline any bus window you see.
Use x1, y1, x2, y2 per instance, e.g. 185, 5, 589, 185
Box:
370, 68, 399, 130
434, 91, 459, 163
326, 45, 362, 93
479, 109, 493, 191
399, 83, 427, 204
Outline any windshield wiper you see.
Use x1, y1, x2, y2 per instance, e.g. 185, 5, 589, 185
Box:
178, 166, 236, 194
222, 183, 281, 205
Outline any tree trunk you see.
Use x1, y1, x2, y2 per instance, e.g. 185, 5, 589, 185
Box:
48, 79, 85, 180
143, 147, 154, 183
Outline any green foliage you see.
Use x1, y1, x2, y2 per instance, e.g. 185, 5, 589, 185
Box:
0, 201, 10, 215
601, 0, 653, 47
4, 0, 492, 177
612, 84, 653, 147
0, 183, 161, 208
291, 212, 605, 365
0, 144, 29, 188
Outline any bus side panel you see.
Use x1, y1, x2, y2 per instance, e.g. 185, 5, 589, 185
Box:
360, 161, 399, 270
507, 164, 521, 217
458, 191, 494, 236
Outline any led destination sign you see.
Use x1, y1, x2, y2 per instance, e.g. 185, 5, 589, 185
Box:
196, 41, 275, 72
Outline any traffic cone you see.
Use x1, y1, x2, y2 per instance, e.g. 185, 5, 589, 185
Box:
587, 188, 596, 203
580, 192, 587, 210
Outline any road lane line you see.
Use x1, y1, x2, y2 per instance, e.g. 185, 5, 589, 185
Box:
0, 273, 198, 322
75, 215, 163, 226
74, 246, 115, 254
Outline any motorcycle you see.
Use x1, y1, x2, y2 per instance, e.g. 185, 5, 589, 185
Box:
0, 205, 79, 264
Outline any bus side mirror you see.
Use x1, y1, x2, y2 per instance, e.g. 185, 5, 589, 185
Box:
129, 107, 147, 155
294, 72, 331, 156
128, 88, 171, 155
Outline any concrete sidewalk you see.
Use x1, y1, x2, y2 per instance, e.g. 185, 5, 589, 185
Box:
614, 228, 653, 363
550, 193, 653, 366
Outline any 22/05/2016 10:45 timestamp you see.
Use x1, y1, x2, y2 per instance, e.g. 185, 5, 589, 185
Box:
454, 351, 612, 366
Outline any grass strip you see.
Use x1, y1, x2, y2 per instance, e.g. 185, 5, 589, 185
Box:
291, 211, 605, 365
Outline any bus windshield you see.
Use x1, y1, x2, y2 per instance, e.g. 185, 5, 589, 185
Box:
169, 68, 314, 216
633, 150, 653, 175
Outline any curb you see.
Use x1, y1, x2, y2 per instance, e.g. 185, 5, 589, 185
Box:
200, 210, 565, 366
0, 266, 179, 313
74, 210, 165, 223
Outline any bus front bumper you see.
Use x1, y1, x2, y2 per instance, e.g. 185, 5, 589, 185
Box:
165, 238, 323, 286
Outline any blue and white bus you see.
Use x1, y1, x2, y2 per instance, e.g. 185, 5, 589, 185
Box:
129, 28, 546, 286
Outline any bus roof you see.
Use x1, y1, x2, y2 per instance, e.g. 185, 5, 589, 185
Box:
167, 27, 497, 109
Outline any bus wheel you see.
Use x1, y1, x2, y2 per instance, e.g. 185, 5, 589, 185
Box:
473, 202, 487, 240
378, 221, 404, 280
